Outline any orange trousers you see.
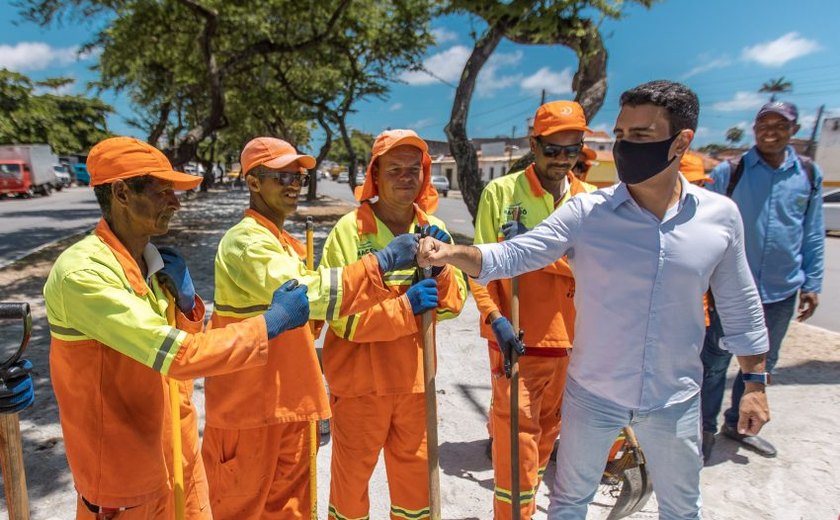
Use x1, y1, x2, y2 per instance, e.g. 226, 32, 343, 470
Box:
488, 347, 569, 520
328, 393, 429, 520
201, 421, 314, 520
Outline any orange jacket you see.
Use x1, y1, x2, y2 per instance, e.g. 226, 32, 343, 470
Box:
205, 209, 393, 428
471, 166, 596, 350
320, 203, 467, 397
44, 220, 269, 507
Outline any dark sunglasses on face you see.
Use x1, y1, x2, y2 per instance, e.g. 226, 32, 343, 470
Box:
536, 138, 584, 158
258, 171, 310, 187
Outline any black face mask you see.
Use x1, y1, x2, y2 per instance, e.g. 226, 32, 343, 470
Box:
613, 133, 680, 185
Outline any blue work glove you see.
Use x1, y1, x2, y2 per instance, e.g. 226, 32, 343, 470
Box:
500, 221, 530, 241
491, 316, 525, 379
157, 246, 196, 314
416, 224, 450, 277
406, 278, 439, 315
373, 233, 419, 273
0, 359, 34, 414
264, 279, 310, 339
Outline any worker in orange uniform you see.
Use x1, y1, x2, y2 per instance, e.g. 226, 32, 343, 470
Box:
202, 137, 420, 520
470, 101, 597, 520
320, 129, 467, 520
44, 137, 312, 519
571, 144, 596, 182
680, 150, 714, 187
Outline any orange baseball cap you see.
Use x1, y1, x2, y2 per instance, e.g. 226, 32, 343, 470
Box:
680, 151, 714, 184
240, 137, 316, 176
87, 137, 202, 190
532, 100, 591, 137
355, 129, 438, 213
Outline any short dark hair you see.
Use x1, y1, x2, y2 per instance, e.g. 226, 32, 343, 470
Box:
93, 175, 155, 222
619, 80, 699, 133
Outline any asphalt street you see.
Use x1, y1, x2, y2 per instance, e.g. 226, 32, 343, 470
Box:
0, 187, 100, 268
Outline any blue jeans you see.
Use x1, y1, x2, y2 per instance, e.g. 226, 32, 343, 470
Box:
700, 293, 796, 433
548, 378, 702, 520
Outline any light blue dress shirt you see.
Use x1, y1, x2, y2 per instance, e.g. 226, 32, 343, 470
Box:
707, 146, 825, 303
476, 176, 769, 411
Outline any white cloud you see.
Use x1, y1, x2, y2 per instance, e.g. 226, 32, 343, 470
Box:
430, 28, 458, 45
694, 126, 711, 139
475, 50, 524, 98
520, 66, 573, 96
409, 117, 436, 130
741, 32, 820, 67
681, 56, 733, 79
0, 42, 80, 72
399, 45, 471, 86
389, 102, 403, 112
712, 91, 767, 112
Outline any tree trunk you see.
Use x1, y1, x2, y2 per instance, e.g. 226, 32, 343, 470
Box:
308, 114, 333, 201
444, 26, 505, 222
338, 118, 357, 194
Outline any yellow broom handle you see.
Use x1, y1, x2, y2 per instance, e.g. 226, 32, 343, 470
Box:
165, 292, 185, 520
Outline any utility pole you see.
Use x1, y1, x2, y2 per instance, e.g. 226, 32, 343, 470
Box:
805, 104, 825, 158
540, 89, 546, 106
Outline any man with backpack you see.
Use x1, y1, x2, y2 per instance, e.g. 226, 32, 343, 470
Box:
701, 101, 825, 462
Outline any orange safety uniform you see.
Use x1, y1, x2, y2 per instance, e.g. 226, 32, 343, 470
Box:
202, 208, 394, 520
471, 165, 595, 519
321, 201, 467, 520
45, 219, 270, 517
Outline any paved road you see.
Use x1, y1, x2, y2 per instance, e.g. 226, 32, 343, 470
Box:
0, 187, 99, 267
317, 178, 840, 333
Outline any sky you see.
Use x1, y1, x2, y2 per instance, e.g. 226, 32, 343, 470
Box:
2, 0, 840, 153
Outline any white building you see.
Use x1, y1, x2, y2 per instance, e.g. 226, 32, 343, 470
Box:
815, 117, 840, 188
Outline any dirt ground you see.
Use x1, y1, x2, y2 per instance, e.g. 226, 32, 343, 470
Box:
0, 187, 838, 519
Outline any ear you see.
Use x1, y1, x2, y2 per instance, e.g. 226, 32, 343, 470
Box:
673, 129, 694, 156
245, 173, 261, 193
529, 137, 538, 156
111, 180, 131, 208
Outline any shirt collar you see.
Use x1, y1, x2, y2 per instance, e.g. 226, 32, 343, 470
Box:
94, 219, 150, 296
144, 244, 164, 283
243, 208, 306, 258
608, 174, 694, 213
746, 145, 797, 170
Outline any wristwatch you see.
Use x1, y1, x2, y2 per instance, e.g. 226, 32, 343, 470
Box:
742, 372, 770, 385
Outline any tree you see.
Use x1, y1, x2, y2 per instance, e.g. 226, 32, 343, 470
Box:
326, 129, 375, 172
725, 127, 744, 146
439, 0, 654, 221
0, 69, 111, 154
759, 77, 793, 102
16, 0, 434, 199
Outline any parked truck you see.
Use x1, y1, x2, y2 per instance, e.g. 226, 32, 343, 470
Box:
0, 145, 60, 197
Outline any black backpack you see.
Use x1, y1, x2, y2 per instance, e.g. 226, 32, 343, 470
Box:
725, 154, 818, 212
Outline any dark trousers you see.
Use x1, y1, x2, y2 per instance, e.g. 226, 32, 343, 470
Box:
700, 293, 797, 433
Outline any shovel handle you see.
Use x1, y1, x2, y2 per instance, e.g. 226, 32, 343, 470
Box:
0, 413, 29, 520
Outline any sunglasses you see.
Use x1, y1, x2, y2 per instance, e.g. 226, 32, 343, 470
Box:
258, 171, 310, 187
536, 138, 584, 158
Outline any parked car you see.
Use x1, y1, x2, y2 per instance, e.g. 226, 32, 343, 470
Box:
824, 188, 840, 232
354, 172, 366, 185
431, 175, 450, 197
53, 165, 72, 189
336, 171, 349, 183
73, 163, 90, 185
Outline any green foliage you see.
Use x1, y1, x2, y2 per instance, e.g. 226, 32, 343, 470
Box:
326, 129, 375, 165
0, 68, 112, 155
759, 76, 793, 102
725, 126, 744, 145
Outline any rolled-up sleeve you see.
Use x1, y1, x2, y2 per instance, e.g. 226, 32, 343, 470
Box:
711, 205, 769, 356
476, 196, 582, 285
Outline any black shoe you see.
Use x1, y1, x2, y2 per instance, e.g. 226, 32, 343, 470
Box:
702, 431, 716, 465
720, 423, 777, 458
485, 437, 493, 461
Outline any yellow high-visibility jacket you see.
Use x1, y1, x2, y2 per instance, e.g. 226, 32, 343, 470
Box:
320, 202, 467, 397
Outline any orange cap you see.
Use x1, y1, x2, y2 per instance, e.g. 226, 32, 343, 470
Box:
87, 137, 202, 190
532, 100, 591, 137
240, 137, 316, 176
355, 129, 438, 214
680, 151, 714, 184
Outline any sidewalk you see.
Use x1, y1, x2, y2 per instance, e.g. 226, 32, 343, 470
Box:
0, 187, 837, 519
